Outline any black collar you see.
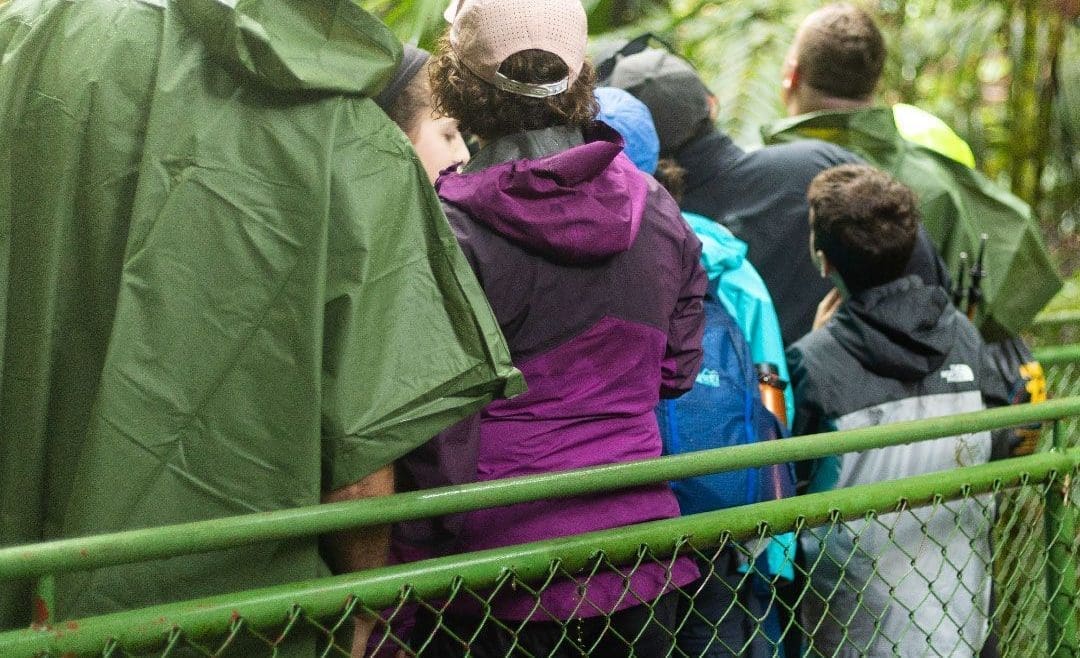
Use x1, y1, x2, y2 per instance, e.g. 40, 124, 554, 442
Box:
675, 130, 745, 192
464, 126, 585, 173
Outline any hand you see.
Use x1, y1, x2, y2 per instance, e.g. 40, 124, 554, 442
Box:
813, 288, 842, 331
351, 614, 375, 657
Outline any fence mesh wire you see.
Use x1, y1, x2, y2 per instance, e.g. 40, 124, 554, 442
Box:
1045, 358, 1079, 447
84, 471, 1078, 657
988, 354, 1080, 658
17, 359, 1080, 657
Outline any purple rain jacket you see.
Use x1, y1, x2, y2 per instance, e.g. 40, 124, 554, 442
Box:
433, 123, 707, 621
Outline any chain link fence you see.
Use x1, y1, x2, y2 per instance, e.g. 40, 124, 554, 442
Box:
988, 343, 1080, 658
1044, 347, 1080, 446
0, 350, 1077, 657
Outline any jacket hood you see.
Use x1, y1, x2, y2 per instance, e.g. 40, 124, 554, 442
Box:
830, 276, 958, 381
761, 107, 898, 152
175, 0, 400, 95
682, 212, 747, 283
437, 123, 649, 264
595, 88, 660, 175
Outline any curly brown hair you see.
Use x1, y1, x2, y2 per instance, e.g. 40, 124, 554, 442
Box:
808, 164, 920, 293
429, 36, 598, 141
653, 158, 687, 203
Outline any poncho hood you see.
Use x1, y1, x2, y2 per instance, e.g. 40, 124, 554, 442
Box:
175, 0, 400, 94
830, 275, 958, 381
437, 123, 648, 264
683, 212, 748, 284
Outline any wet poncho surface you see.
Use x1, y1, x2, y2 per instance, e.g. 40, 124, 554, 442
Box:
0, 0, 522, 642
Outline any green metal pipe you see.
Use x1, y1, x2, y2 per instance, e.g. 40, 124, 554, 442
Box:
1033, 312, 1080, 328
1, 450, 1075, 656
30, 575, 54, 628
1034, 343, 1080, 367
2, 397, 1080, 583
1044, 421, 1080, 658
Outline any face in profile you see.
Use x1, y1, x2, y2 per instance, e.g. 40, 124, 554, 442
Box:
407, 112, 470, 183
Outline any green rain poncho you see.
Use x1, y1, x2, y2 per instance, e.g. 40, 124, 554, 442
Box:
0, 0, 523, 640
764, 108, 1062, 342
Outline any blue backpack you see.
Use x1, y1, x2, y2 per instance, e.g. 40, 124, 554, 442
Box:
657, 294, 793, 516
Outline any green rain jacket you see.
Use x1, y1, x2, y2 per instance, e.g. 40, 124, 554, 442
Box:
0, 0, 523, 638
763, 108, 1062, 341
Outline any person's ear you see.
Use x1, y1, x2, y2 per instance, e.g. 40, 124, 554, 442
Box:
707, 94, 719, 122
781, 59, 799, 104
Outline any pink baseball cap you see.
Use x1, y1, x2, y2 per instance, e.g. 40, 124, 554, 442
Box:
444, 0, 588, 98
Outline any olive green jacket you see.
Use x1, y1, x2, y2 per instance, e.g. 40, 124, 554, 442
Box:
0, 0, 522, 642
764, 108, 1061, 341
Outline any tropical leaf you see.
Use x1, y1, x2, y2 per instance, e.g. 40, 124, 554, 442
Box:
363, 0, 674, 48
361, 0, 449, 48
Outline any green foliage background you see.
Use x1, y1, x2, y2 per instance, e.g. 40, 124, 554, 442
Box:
2, 0, 1073, 308
370, 0, 1080, 301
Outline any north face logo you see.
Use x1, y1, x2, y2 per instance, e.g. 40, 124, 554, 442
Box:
940, 364, 975, 384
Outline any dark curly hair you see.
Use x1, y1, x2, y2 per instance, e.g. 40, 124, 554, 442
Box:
429, 36, 598, 141
808, 164, 920, 293
653, 158, 687, 202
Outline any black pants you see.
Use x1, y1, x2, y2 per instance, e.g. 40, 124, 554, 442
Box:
676, 551, 772, 658
411, 591, 679, 657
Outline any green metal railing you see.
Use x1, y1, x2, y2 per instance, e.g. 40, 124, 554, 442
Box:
0, 346, 1077, 656
1041, 343, 1080, 450
2, 398, 1075, 586
1034, 342, 1080, 366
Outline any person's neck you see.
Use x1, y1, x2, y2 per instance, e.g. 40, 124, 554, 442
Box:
464, 125, 584, 173
792, 86, 873, 115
